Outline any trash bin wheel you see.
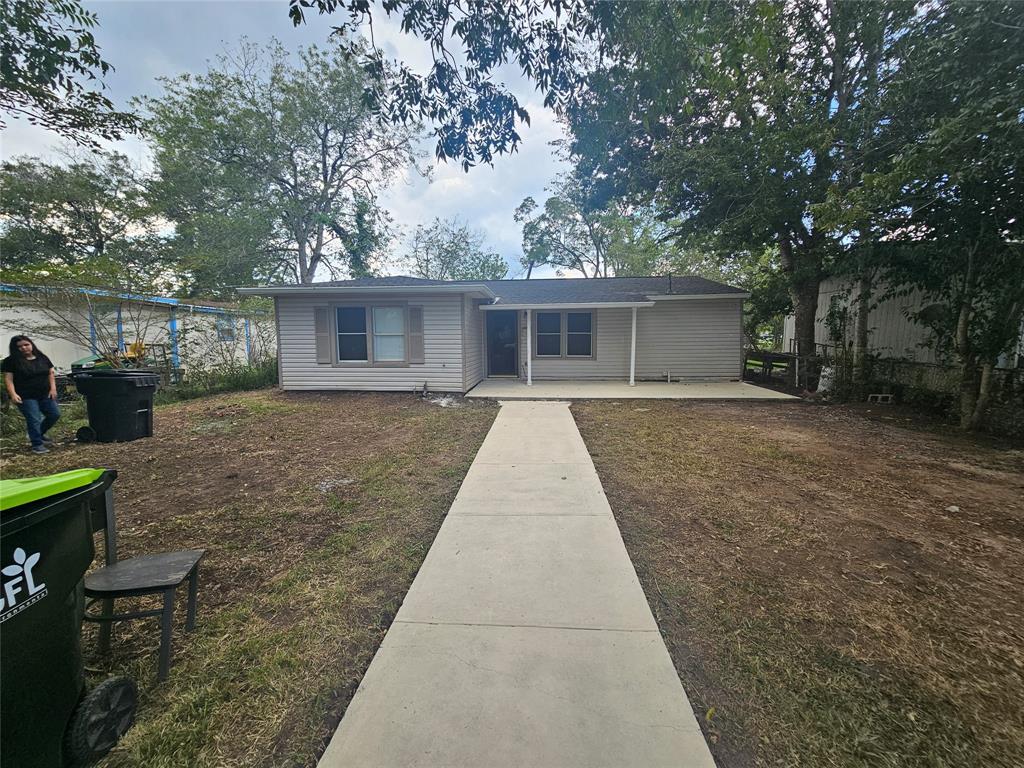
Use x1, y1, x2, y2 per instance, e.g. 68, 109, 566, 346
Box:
64, 676, 137, 766
76, 425, 97, 443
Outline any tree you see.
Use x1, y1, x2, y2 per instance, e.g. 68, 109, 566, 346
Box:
0, 150, 155, 270
0, 0, 137, 145
516, 173, 671, 278
831, 1, 1024, 429
666, 241, 792, 351
288, 0, 595, 169
143, 41, 419, 288
405, 218, 508, 280
567, 1, 917, 357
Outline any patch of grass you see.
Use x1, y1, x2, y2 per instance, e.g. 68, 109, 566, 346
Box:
1, 390, 498, 767
574, 400, 1024, 768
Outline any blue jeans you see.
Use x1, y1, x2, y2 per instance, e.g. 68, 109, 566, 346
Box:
17, 397, 61, 447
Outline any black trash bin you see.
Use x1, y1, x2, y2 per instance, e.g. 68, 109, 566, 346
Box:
72, 370, 159, 443
1, 469, 136, 768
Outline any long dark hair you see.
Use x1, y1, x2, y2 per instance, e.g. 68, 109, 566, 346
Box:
8, 335, 43, 370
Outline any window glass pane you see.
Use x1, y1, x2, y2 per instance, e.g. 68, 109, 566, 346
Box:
567, 333, 592, 357
337, 307, 366, 333
566, 312, 591, 333
537, 334, 561, 356
373, 306, 405, 334
374, 335, 406, 361
338, 334, 368, 361
537, 312, 561, 334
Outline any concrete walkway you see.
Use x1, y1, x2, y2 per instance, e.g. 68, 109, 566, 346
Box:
466, 378, 796, 400
318, 402, 717, 768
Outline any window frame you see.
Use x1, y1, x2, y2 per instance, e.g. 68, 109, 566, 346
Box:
534, 311, 563, 358
332, 301, 410, 367
565, 311, 594, 358
215, 315, 236, 342
532, 310, 596, 361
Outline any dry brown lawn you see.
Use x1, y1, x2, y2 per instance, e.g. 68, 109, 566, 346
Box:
2, 389, 497, 767
573, 400, 1024, 768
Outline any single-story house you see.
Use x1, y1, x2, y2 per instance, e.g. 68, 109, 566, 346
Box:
239, 276, 749, 393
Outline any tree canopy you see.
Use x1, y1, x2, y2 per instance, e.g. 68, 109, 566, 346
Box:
142, 40, 420, 290
0, 0, 138, 145
405, 218, 508, 280
287, 0, 596, 169
0, 150, 159, 272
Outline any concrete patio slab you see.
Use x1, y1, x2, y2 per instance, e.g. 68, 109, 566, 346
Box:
396, 514, 657, 631
466, 378, 796, 400
319, 622, 716, 768
317, 400, 717, 768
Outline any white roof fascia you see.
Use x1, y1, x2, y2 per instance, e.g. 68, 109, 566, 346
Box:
479, 301, 656, 311
238, 284, 495, 299
646, 292, 751, 300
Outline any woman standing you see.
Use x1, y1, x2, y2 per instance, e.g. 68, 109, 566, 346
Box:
2, 335, 60, 454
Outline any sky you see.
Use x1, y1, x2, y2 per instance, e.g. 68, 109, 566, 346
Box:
0, 0, 570, 278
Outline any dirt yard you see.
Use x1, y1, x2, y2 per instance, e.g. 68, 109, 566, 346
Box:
574, 400, 1024, 768
1, 390, 497, 767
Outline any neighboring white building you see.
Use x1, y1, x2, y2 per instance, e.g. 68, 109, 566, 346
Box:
781, 276, 1024, 368
0, 284, 276, 372
240, 275, 748, 393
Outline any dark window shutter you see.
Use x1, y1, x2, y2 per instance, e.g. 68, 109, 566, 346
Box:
409, 306, 424, 364
314, 307, 332, 364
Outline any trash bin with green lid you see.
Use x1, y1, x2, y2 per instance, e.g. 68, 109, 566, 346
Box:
71, 370, 159, 443
1, 468, 136, 768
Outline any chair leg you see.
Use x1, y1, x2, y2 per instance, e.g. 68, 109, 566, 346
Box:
158, 588, 175, 682
98, 597, 114, 655
185, 566, 199, 632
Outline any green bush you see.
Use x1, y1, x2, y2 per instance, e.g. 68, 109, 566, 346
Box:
156, 358, 278, 404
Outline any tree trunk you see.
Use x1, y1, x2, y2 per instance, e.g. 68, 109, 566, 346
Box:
968, 361, 994, 431
955, 247, 977, 429
959, 359, 979, 430
854, 273, 872, 391
779, 234, 821, 357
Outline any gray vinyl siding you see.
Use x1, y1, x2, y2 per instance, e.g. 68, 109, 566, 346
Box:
515, 299, 743, 381
519, 307, 631, 380
462, 296, 485, 391
276, 293, 465, 392
635, 299, 743, 380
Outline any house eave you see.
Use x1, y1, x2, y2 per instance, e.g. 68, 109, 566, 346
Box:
480, 301, 656, 311
647, 292, 751, 301
237, 284, 496, 299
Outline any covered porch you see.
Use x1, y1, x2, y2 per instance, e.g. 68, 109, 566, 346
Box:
465, 379, 797, 400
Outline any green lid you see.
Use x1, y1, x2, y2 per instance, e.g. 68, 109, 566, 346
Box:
0, 468, 106, 511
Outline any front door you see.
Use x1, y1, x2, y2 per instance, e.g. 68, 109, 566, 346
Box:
486, 311, 518, 376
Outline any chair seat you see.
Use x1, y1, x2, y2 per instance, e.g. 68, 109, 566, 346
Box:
85, 549, 205, 596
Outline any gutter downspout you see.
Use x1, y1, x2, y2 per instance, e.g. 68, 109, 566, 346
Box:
169, 307, 180, 371
115, 305, 125, 353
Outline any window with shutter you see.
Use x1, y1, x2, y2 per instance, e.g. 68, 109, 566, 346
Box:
314, 307, 332, 364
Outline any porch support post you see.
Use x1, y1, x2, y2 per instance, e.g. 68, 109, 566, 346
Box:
526, 309, 532, 386
629, 306, 637, 386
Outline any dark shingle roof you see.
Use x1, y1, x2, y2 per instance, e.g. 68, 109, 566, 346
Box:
313, 275, 744, 305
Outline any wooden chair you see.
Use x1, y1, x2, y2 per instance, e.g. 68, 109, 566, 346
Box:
83, 481, 205, 681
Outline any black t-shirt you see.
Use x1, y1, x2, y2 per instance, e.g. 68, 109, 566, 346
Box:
1, 354, 54, 399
